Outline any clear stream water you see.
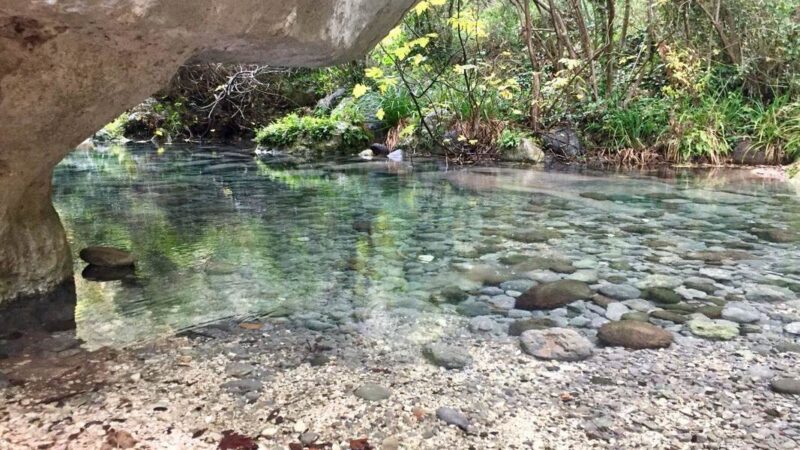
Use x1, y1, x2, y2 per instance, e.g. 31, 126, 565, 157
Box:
53, 144, 800, 348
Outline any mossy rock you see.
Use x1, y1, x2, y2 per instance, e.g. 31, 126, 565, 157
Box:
643, 287, 682, 305
621, 311, 650, 322
650, 309, 688, 324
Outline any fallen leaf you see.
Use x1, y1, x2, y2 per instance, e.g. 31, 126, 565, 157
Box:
239, 322, 263, 330
288, 443, 303, 450
412, 407, 426, 422
218, 430, 258, 450
560, 392, 573, 402
192, 428, 207, 439
105, 429, 137, 449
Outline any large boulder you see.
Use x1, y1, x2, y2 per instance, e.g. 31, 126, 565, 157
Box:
0, 0, 416, 307
541, 127, 585, 158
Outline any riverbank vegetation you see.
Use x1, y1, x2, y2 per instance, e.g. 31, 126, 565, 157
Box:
107, 0, 800, 165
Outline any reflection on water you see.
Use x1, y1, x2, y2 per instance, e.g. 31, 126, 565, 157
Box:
53, 144, 800, 348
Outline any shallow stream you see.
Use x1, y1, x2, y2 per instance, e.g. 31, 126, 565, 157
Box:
53, 144, 800, 348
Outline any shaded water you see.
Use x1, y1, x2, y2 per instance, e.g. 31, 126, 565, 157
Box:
54, 144, 800, 348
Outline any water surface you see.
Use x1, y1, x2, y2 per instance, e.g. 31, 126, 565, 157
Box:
53, 144, 800, 347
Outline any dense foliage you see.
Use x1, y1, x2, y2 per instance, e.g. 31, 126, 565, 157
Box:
117, 0, 800, 164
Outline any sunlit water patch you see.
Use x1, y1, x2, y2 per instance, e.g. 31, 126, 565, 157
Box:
53, 145, 800, 348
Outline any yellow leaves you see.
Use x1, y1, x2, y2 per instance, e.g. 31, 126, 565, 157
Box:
414, 1, 430, 15
412, 54, 425, 66
409, 37, 431, 49
468, 139, 479, 145
447, 9, 487, 38
394, 44, 412, 60
365, 67, 384, 79
400, 123, 417, 138
353, 84, 369, 98
414, 0, 447, 15
376, 108, 386, 121
378, 77, 398, 93
499, 90, 513, 100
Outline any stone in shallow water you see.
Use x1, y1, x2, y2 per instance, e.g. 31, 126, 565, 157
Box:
79, 246, 135, 267
500, 279, 536, 292
436, 407, 470, 431
684, 280, 718, 295
643, 287, 683, 304
423, 343, 472, 369
623, 299, 656, 313
505, 228, 563, 243
221, 379, 263, 394
354, 383, 391, 401
488, 295, 516, 310
519, 328, 593, 361
567, 270, 598, 284
639, 274, 683, 289
750, 228, 799, 243
696, 305, 723, 319
457, 301, 492, 317
687, 318, 739, 340
469, 316, 501, 334
770, 378, 800, 395
621, 311, 649, 322
721, 302, 760, 324
598, 284, 641, 300
437, 286, 468, 303
605, 302, 630, 321
515, 280, 593, 310
744, 284, 795, 303
784, 322, 800, 335
225, 362, 255, 378
650, 310, 688, 324
480, 286, 505, 296
508, 318, 557, 336
597, 321, 672, 349
699, 267, 735, 281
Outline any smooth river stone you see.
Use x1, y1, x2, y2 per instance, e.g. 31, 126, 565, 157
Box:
687, 318, 740, 340
515, 280, 593, 310
79, 246, 135, 267
519, 328, 593, 361
598, 284, 641, 300
597, 321, 673, 349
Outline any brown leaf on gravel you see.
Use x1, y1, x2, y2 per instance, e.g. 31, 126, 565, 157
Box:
288, 443, 303, 450
349, 438, 374, 450
412, 407, 427, 421
218, 430, 258, 450
104, 428, 137, 449
560, 392, 573, 402
239, 322, 263, 330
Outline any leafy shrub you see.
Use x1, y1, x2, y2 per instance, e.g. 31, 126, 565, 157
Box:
587, 97, 670, 151
254, 113, 369, 149
748, 97, 800, 161
497, 127, 526, 150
